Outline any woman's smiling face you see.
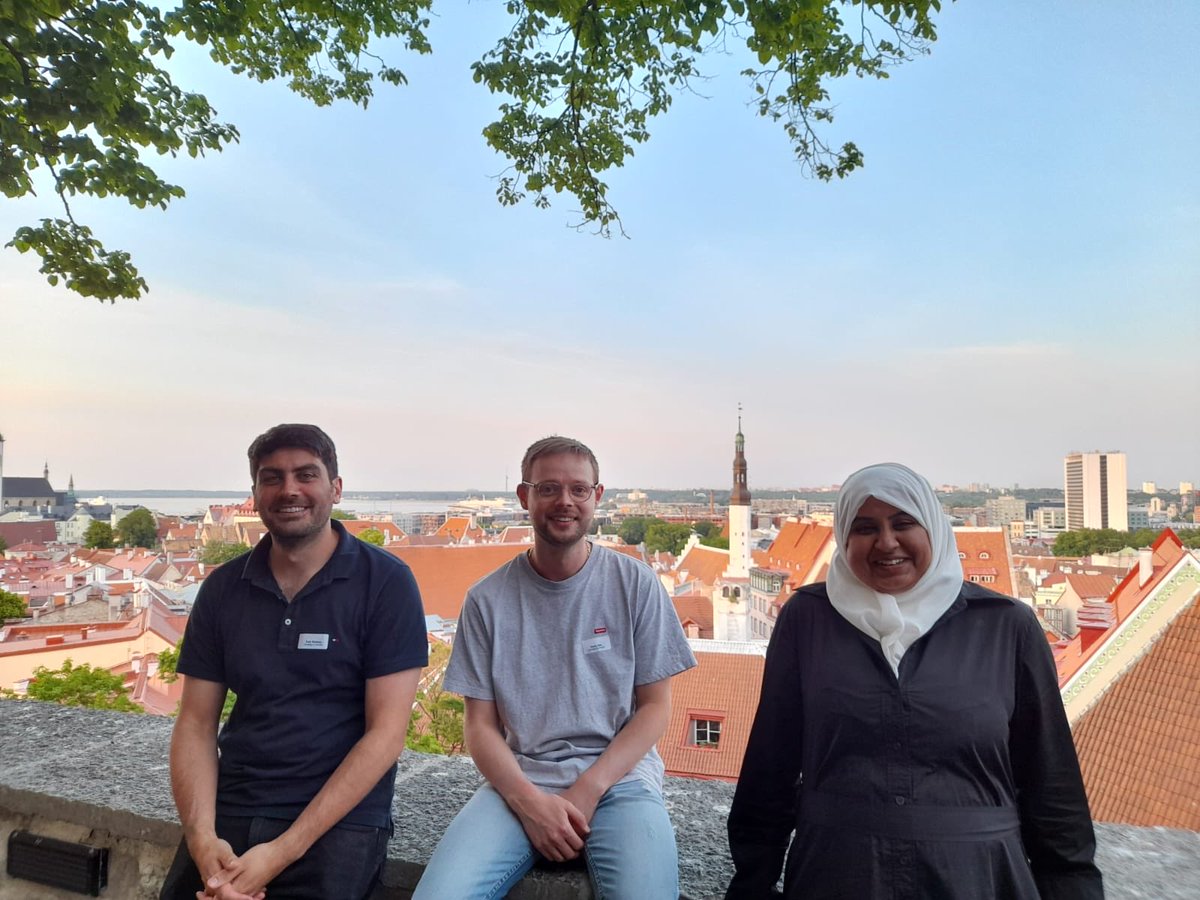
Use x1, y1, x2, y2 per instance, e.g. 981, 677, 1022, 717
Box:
844, 496, 933, 594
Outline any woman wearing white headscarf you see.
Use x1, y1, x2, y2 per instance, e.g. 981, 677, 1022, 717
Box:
725, 463, 1102, 899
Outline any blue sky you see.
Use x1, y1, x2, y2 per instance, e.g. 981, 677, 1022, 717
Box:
2, 2, 1197, 492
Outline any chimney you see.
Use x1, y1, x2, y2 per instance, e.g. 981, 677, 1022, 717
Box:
1138, 547, 1154, 587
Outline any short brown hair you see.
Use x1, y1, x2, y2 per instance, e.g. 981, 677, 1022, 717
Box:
247, 424, 338, 482
521, 436, 599, 483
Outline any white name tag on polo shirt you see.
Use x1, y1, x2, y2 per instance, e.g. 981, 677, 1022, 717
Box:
581, 628, 611, 654
298, 633, 330, 650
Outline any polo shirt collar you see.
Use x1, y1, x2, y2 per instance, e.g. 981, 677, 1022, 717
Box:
238, 518, 359, 596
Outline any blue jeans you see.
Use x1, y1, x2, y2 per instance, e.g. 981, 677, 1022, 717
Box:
413, 779, 679, 900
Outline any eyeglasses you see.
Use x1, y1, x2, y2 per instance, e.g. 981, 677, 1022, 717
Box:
520, 481, 599, 501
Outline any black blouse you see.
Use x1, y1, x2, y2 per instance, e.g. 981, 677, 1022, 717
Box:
726, 582, 1104, 899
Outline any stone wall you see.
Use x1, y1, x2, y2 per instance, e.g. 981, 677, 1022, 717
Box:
1, 703, 1197, 899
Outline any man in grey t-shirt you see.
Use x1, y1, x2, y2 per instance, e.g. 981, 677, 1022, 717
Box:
413, 436, 696, 900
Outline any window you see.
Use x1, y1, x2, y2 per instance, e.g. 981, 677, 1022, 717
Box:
958, 551, 966, 559
689, 718, 722, 748
979, 551, 990, 560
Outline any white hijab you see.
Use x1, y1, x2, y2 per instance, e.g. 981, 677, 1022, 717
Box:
826, 462, 963, 676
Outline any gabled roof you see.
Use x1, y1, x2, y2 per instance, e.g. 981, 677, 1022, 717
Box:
1042, 572, 1122, 601
1072, 551, 1200, 829
437, 516, 478, 543
0, 521, 58, 547
673, 544, 730, 589
1, 477, 55, 497
761, 521, 834, 587
672, 595, 714, 639
659, 650, 765, 782
498, 526, 533, 544
397, 534, 454, 547
1055, 530, 1192, 688
340, 520, 406, 543
953, 527, 1016, 597
605, 543, 647, 564
384, 544, 528, 619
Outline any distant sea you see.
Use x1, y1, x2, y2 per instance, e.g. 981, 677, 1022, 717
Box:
90, 496, 457, 518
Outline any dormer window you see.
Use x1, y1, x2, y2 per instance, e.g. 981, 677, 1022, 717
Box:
958, 552, 966, 559
686, 714, 723, 749
979, 551, 990, 560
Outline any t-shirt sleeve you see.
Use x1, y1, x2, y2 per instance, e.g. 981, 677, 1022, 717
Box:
442, 589, 495, 700
632, 566, 697, 685
363, 561, 429, 679
177, 576, 226, 684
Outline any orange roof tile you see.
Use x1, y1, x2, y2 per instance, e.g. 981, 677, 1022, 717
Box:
384, 544, 528, 619
673, 544, 730, 589
1072, 583, 1200, 829
762, 521, 834, 586
340, 520, 406, 543
1055, 531, 1190, 686
659, 651, 765, 782
672, 596, 714, 639
436, 516, 475, 542
953, 528, 1016, 597
498, 526, 533, 544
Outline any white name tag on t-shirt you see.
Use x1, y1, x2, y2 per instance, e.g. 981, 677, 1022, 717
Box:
298, 633, 329, 650
581, 633, 611, 654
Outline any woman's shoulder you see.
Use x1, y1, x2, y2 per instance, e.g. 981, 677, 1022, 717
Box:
777, 582, 833, 621
958, 581, 1043, 630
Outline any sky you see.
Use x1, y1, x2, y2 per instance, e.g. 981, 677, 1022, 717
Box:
1, 1, 1197, 493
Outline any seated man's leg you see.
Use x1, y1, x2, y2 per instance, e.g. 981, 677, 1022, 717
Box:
159, 816, 253, 900
240, 817, 390, 900
584, 779, 679, 900
413, 783, 539, 900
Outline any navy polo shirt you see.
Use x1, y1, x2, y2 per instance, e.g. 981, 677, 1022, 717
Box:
178, 519, 427, 827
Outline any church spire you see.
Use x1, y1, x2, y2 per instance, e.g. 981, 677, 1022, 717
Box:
43, 460, 49, 481
731, 404, 751, 506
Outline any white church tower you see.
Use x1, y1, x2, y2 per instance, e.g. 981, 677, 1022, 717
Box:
715, 412, 754, 641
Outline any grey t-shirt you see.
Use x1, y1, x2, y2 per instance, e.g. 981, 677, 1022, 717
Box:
444, 543, 697, 792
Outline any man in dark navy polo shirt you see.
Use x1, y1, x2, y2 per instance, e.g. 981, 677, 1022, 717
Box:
160, 424, 427, 900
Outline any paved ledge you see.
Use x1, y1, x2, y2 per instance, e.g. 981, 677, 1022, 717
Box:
0, 703, 1196, 899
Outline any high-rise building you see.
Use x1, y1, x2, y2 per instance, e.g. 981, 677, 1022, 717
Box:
1064, 451, 1128, 532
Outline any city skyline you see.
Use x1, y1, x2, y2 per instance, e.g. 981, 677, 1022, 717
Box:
2, 3, 1197, 490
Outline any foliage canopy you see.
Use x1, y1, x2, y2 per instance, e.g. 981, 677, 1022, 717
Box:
1053, 527, 1200, 557
3, 0, 944, 300
356, 527, 385, 547
0, 588, 28, 620
84, 519, 116, 549
199, 540, 251, 565
16, 658, 142, 712
115, 507, 158, 548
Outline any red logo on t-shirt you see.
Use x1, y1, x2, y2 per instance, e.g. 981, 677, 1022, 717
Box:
594, 627, 607, 635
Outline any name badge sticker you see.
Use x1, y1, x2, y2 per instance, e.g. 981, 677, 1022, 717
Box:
298, 633, 330, 650
581, 627, 611, 654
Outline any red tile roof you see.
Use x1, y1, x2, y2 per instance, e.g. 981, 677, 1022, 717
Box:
384, 544, 528, 619
340, 520, 406, 543
673, 544, 730, 589
659, 650, 765, 782
498, 526, 533, 544
1072, 572, 1200, 829
437, 516, 482, 543
1042, 572, 1122, 601
953, 528, 1016, 597
1055, 531, 1190, 686
762, 521, 834, 587
672, 595, 714, 639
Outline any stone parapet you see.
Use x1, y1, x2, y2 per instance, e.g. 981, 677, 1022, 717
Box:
0, 703, 1196, 899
